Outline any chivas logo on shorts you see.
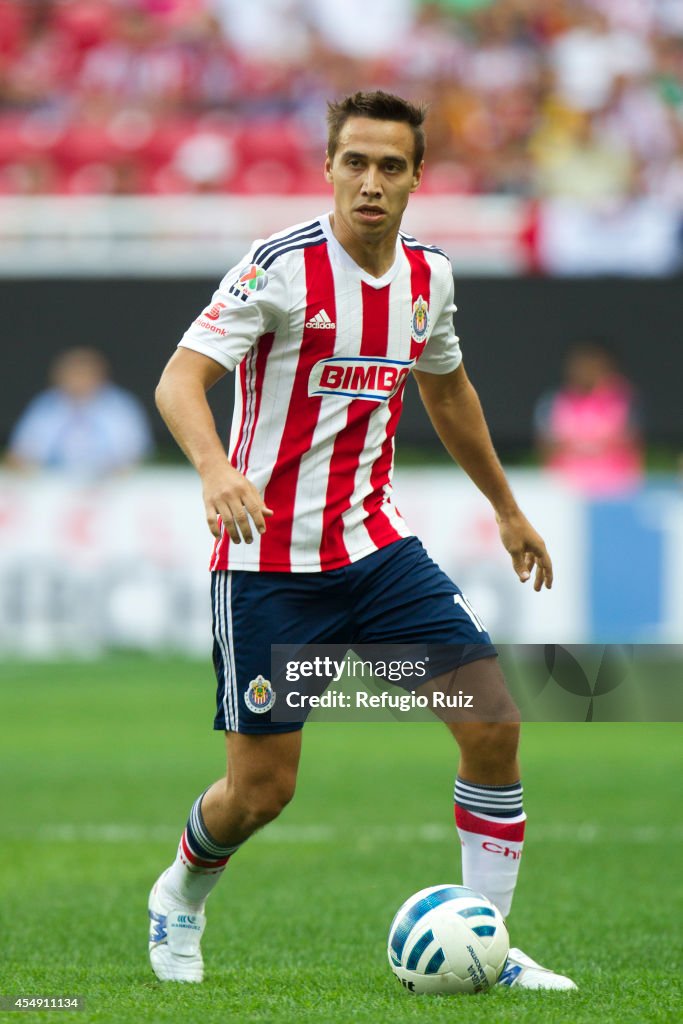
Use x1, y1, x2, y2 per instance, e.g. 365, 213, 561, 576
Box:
411, 295, 430, 343
244, 675, 276, 713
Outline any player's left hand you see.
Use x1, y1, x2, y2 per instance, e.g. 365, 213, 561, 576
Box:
496, 509, 553, 591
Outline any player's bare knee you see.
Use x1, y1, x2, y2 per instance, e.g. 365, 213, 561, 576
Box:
266, 770, 297, 818
241, 787, 293, 830
451, 657, 519, 722
456, 721, 520, 772
228, 771, 296, 831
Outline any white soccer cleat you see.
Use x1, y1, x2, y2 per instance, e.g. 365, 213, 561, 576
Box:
148, 871, 206, 983
497, 947, 578, 990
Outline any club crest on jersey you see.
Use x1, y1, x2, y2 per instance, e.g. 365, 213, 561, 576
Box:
228, 265, 268, 303
309, 357, 412, 402
244, 675, 275, 714
411, 295, 430, 343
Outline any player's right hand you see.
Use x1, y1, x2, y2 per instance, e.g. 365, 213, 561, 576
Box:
201, 461, 273, 544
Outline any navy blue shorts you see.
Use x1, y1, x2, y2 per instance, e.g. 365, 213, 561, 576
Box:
211, 537, 496, 734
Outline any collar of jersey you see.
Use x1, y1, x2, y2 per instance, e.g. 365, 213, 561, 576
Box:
321, 213, 404, 289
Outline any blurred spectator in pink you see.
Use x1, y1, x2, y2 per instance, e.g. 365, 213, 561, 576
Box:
534, 339, 644, 495
6, 347, 153, 475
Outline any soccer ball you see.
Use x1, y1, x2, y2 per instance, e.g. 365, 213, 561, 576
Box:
388, 884, 509, 994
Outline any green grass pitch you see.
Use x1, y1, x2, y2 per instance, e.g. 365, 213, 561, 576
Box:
1, 656, 681, 1023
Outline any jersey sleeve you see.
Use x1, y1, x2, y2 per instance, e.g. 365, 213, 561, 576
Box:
178, 249, 288, 371
414, 262, 463, 375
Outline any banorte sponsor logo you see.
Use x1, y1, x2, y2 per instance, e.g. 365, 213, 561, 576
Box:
309, 357, 412, 402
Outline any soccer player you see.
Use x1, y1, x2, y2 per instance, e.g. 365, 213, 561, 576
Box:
151, 91, 576, 991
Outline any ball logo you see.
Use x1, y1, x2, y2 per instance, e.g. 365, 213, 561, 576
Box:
411, 296, 430, 344
309, 357, 412, 402
244, 675, 275, 714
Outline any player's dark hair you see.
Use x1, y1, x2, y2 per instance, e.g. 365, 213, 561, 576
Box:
326, 91, 427, 170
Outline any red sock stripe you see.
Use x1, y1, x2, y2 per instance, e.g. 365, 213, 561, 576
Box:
455, 805, 526, 842
181, 831, 231, 870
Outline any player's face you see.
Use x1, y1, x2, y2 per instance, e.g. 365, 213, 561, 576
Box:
325, 117, 423, 246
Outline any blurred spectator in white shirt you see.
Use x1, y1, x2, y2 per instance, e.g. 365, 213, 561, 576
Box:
211, 0, 312, 59
306, 0, 413, 58
6, 347, 153, 475
549, 5, 652, 112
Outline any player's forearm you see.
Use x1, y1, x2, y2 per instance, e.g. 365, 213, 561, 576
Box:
421, 378, 519, 518
155, 370, 230, 476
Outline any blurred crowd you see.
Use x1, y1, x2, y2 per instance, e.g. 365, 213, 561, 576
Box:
1, 0, 683, 198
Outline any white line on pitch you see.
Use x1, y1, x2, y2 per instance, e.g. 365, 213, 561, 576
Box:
6, 823, 683, 844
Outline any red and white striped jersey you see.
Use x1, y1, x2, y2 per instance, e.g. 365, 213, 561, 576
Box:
178, 213, 462, 572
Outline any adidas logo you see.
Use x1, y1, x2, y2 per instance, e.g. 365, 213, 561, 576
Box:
306, 309, 336, 329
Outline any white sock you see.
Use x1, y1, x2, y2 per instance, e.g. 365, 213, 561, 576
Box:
163, 792, 242, 908
454, 776, 526, 918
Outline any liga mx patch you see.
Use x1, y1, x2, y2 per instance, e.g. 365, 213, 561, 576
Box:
411, 295, 430, 343
228, 265, 269, 303
244, 675, 275, 713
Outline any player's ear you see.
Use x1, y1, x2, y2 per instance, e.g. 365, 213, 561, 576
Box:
324, 154, 333, 183
410, 160, 425, 193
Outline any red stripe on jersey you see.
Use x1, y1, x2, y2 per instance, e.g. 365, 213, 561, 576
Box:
210, 357, 249, 570
320, 282, 390, 566
211, 334, 274, 571
361, 378, 407, 548
455, 806, 526, 842
233, 350, 255, 473
405, 245, 432, 362
240, 332, 274, 476
259, 243, 335, 570
362, 245, 433, 546
232, 356, 250, 466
